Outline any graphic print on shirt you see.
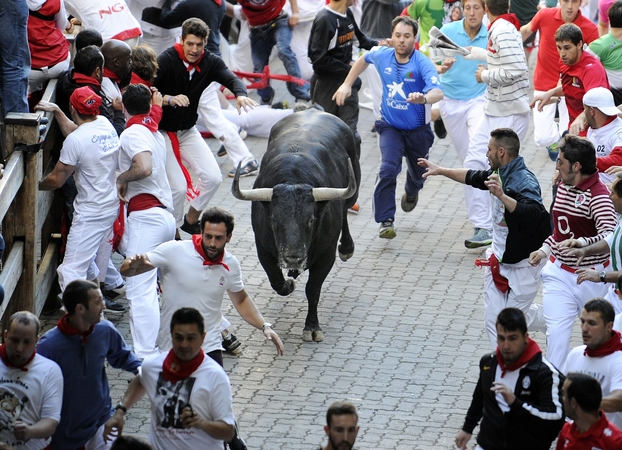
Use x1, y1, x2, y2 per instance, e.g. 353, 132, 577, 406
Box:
154, 374, 195, 429
0, 388, 28, 431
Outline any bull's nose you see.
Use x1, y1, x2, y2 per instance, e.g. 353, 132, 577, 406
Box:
281, 255, 305, 269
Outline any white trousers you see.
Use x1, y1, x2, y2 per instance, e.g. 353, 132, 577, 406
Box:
483, 248, 546, 350
532, 90, 569, 148
58, 212, 116, 291
140, 30, 179, 57
198, 82, 255, 167
126, 207, 176, 359
464, 112, 530, 230
541, 260, 610, 369
162, 127, 223, 226
220, 104, 291, 138
84, 423, 113, 450
290, 20, 314, 80
230, 22, 254, 73
28, 52, 71, 93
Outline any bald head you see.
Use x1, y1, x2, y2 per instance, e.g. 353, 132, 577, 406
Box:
101, 40, 132, 79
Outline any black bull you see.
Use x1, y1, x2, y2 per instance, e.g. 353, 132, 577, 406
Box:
232, 110, 361, 341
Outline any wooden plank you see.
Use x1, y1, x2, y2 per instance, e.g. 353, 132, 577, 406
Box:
36, 189, 55, 232
0, 151, 24, 221
35, 241, 60, 316
18, 152, 38, 312
0, 242, 24, 320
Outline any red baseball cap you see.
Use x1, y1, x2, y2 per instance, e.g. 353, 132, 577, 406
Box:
69, 86, 102, 116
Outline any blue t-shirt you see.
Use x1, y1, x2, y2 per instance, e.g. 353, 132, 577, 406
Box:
439, 19, 488, 100
364, 46, 442, 130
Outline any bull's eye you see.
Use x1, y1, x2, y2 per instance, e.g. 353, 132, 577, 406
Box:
309, 217, 316, 228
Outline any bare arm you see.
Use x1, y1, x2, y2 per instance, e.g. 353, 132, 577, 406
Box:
418, 158, 468, 183
228, 289, 284, 355
117, 151, 153, 202
333, 57, 371, 106
520, 22, 534, 41
103, 376, 148, 442
39, 161, 75, 190
601, 389, 622, 413
34, 101, 77, 137
120, 254, 156, 277
287, 0, 300, 27
12, 418, 58, 442
180, 407, 235, 441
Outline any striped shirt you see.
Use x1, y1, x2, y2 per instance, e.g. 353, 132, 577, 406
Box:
481, 18, 530, 117
545, 173, 617, 267
605, 221, 622, 271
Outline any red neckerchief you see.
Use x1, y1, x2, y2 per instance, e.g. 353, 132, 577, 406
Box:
174, 42, 204, 73
162, 348, 204, 383
130, 72, 153, 87
496, 338, 541, 377
72, 72, 101, 88
0, 344, 35, 372
56, 313, 95, 344
126, 104, 162, 133
489, 13, 521, 31
103, 67, 121, 84
585, 331, 622, 357
167, 132, 200, 201
192, 234, 230, 271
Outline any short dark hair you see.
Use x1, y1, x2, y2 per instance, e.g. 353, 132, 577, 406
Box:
75, 29, 103, 51
181, 18, 209, 41
170, 307, 205, 335
584, 298, 615, 326
73, 46, 104, 77
62, 280, 100, 315
613, 173, 622, 198
110, 435, 153, 450
496, 308, 527, 335
559, 135, 597, 175
326, 401, 358, 427
566, 372, 602, 413
485, 0, 509, 17
490, 128, 520, 158
6, 311, 40, 337
555, 23, 584, 46
131, 45, 158, 83
391, 16, 418, 37
609, 0, 622, 28
200, 207, 235, 236
122, 84, 152, 116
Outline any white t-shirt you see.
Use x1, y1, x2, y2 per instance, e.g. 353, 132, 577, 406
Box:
101, 78, 121, 104
59, 116, 120, 218
147, 241, 244, 353
587, 117, 622, 184
119, 122, 173, 211
64, 0, 142, 41
0, 354, 64, 450
564, 345, 622, 429
140, 352, 236, 450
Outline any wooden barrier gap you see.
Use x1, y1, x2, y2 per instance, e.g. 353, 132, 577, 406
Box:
1, 78, 62, 322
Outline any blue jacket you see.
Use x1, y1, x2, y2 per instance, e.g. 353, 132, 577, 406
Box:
465, 155, 552, 264
37, 320, 140, 450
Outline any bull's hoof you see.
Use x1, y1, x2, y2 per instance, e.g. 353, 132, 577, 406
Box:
338, 251, 353, 262
338, 244, 354, 261
302, 329, 324, 342
276, 279, 295, 296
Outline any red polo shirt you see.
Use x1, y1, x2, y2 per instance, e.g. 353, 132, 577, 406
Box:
556, 410, 622, 449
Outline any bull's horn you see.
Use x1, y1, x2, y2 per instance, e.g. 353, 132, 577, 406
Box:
231, 162, 273, 201
312, 158, 357, 202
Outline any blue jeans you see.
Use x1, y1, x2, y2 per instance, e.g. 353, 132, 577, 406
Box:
0, 0, 30, 117
249, 14, 310, 103
373, 120, 434, 223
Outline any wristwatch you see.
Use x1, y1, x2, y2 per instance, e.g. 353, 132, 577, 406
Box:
115, 403, 127, 414
261, 322, 272, 332
599, 271, 607, 283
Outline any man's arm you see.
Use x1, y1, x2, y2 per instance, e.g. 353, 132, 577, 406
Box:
104, 375, 148, 442
287, 0, 300, 27
507, 365, 564, 422
418, 158, 468, 184
520, 22, 534, 42
333, 57, 371, 106
180, 408, 235, 441
601, 389, 622, 413
227, 289, 284, 355
12, 419, 58, 443
482, 28, 528, 87
117, 151, 153, 202
34, 101, 78, 137
39, 161, 76, 190
120, 254, 156, 277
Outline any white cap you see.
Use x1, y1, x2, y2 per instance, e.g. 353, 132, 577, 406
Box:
583, 87, 620, 117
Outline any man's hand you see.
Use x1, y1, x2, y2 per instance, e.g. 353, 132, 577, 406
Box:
484, 174, 504, 199
569, 116, 587, 135
530, 92, 553, 112
475, 65, 486, 83
418, 158, 442, 178
576, 268, 600, 284
332, 84, 352, 106
235, 95, 258, 114
455, 430, 472, 450
288, 12, 300, 27
529, 249, 546, 266
562, 247, 587, 266
463, 46, 487, 61
117, 179, 128, 202
407, 92, 426, 104
13, 422, 33, 442
103, 410, 124, 443
491, 381, 516, 405
112, 96, 123, 111
263, 327, 284, 356
169, 95, 190, 108
557, 238, 582, 249
605, 166, 622, 175
34, 100, 61, 114
151, 89, 163, 107
439, 57, 456, 74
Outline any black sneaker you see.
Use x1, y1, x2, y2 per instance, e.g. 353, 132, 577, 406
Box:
434, 118, 447, 139
104, 295, 126, 314
102, 282, 125, 300
222, 333, 241, 354
271, 100, 289, 110
217, 145, 227, 157
401, 192, 419, 212
180, 215, 201, 235
228, 159, 259, 178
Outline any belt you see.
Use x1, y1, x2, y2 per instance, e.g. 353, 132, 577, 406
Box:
249, 11, 285, 29
549, 255, 610, 274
